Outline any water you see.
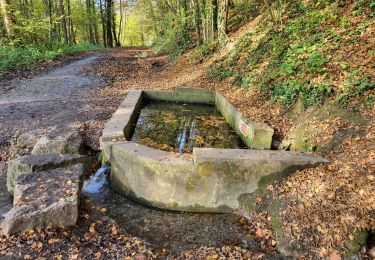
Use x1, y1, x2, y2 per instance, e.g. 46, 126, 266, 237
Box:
131, 101, 246, 153
82, 164, 110, 194
83, 165, 270, 256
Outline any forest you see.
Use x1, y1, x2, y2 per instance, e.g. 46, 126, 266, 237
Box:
0, 0, 374, 259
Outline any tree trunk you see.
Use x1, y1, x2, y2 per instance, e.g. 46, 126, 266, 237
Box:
112, 5, 120, 47
0, 0, 14, 36
59, 0, 68, 44
193, 0, 202, 43
91, 0, 99, 44
118, 0, 124, 45
106, 0, 113, 47
43, 0, 53, 47
211, 0, 218, 39
66, 0, 75, 45
86, 0, 94, 44
99, 0, 107, 46
218, 0, 228, 41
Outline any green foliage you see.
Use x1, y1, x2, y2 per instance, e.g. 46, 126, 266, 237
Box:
190, 42, 218, 64
154, 24, 191, 59
336, 70, 375, 107
0, 43, 101, 72
207, 0, 375, 109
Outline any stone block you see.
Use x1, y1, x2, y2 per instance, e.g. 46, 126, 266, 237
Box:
2, 164, 84, 237
7, 154, 91, 195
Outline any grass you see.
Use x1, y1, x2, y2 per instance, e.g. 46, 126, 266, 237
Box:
0, 43, 102, 72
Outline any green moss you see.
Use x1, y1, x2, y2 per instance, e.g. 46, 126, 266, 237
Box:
347, 230, 368, 255
268, 199, 283, 231
186, 173, 202, 192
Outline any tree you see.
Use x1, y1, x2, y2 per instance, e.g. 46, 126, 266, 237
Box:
219, 0, 229, 41
106, 0, 113, 47
0, 0, 14, 36
59, 0, 69, 44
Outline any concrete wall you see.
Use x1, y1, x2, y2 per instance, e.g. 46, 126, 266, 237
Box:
108, 142, 329, 212
100, 88, 329, 212
143, 88, 215, 104
215, 93, 274, 149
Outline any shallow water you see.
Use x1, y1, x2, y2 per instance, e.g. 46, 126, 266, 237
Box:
82, 166, 266, 256
131, 102, 246, 153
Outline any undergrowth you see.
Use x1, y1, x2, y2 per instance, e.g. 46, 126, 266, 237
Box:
0, 43, 102, 72
207, 0, 375, 110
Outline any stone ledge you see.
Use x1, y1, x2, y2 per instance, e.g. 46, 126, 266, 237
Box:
7, 154, 91, 195
143, 88, 215, 104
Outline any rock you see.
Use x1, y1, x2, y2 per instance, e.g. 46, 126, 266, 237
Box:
9, 131, 40, 158
31, 131, 84, 155
7, 154, 91, 195
1, 164, 85, 237
278, 139, 291, 150
287, 101, 367, 153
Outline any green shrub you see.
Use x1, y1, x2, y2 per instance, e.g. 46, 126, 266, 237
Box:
0, 43, 101, 72
336, 70, 375, 107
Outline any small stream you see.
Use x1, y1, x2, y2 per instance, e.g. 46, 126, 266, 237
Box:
82, 165, 270, 256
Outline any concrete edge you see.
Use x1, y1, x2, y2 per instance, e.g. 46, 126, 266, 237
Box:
192, 147, 330, 164
214, 92, 274, 149
143, 88, 215, 104
100, 89, 143, 144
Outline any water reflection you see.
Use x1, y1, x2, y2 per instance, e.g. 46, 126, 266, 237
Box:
131, 102, 246, 153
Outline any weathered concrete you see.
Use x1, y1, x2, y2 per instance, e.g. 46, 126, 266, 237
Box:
100, 90, 143, 144
1, 164, 84, 237
215, 93, 274, 149
31, 131, 84, 155
143, 88, 215, 104
100, 88, 275, 162
109, 142, 329, 212
101, 88, 329, 212
7, 154, 91, 195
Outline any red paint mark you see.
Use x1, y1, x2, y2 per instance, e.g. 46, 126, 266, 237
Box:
240, 121, 248, 136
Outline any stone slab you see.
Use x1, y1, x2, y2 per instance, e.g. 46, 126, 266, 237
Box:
1, 164, 84, 237
7, 154, 91, 195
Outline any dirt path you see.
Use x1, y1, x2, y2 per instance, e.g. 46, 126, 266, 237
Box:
0, 56, 104, 150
